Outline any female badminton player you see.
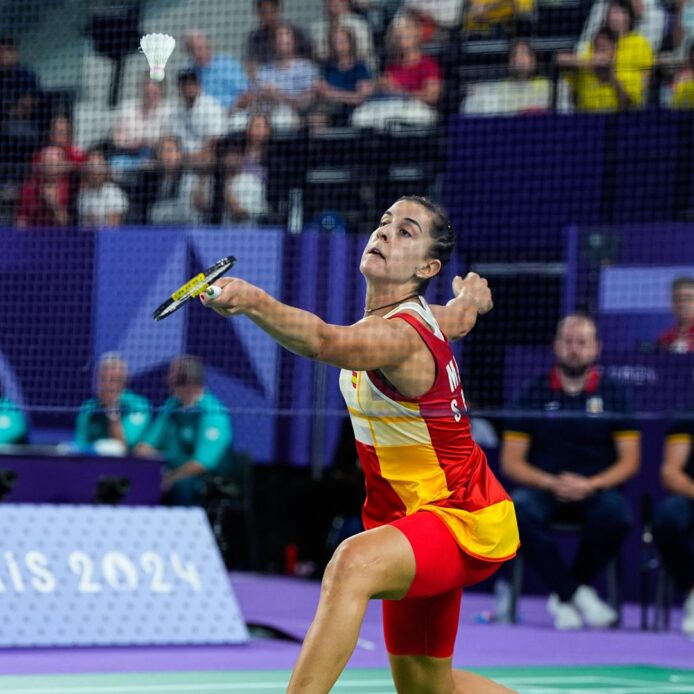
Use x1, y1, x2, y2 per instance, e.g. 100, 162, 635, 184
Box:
201, 195, 519, 694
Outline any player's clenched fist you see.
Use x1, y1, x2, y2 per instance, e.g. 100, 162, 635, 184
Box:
200, 277, 263, 317
452, 272, 493, 315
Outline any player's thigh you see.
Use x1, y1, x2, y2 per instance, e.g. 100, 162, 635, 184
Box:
325, 523, 416, 600
389, 653, 455, 694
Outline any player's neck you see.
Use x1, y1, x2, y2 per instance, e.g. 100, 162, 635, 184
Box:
364, 287, 420, 317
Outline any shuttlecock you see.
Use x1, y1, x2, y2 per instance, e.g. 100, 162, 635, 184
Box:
140, 33, 176, 82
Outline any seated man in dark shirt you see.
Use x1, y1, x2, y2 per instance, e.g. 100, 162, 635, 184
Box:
502, 314, 640, 630
652, 406, 694, 636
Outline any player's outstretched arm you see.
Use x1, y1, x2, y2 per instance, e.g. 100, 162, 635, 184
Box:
430, 272, 493, 342
201, 277, 420, 371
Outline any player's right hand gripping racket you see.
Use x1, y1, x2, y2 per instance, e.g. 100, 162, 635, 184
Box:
152, 256, 236, 321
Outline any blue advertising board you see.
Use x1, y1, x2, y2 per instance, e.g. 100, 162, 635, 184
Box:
0, 505, 249, 646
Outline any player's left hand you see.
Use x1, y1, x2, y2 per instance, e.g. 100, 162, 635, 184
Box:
200, 277, 263, 317
453, 272, 493, 314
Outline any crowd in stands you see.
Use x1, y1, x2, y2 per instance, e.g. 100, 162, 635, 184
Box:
3, 0, 694, 229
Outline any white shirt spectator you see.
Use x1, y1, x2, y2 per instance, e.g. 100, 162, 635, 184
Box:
403, 0, 465, 27
463, 78, 552, 115
312, 14, 376, 68
112, 98, 172, 150
78, 182, 128, 227
578, 0, 665, 52
168, 93, 226, 154
224, 172, 268, 224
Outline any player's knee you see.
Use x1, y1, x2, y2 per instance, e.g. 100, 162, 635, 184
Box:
322, 536, 374, 597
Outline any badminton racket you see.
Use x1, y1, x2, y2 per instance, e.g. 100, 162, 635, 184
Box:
152, 256, 236, 321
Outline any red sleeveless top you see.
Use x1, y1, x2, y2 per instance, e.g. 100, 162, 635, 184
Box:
338, 300, 519, 561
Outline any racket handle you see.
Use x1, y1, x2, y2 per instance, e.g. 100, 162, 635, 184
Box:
205, 286, 222, 299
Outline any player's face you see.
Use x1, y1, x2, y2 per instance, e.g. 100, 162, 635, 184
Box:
672, 285, 694, 325
554, 319, 600, 374
360, 200, 436, 286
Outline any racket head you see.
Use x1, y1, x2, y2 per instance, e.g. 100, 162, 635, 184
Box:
152, 255, 236, 321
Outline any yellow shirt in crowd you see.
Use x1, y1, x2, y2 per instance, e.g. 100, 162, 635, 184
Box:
465, 0, 534, 33
671, 70, 694, 108
569, 33, 653, 111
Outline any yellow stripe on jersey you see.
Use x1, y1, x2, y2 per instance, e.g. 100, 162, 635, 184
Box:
424, 500, 520, 561
613, 430, 640, 440
347, 406, 418, 424
666, 433, 693, 445
376, 444, 451, 515
503, 431, 531, 442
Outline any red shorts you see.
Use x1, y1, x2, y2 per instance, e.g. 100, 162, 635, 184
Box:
382, 511, 501, 658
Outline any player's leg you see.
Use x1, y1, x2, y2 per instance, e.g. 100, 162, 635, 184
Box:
385, 512, 511, 694
286, 523, 416, 694
390, 654, 518, 694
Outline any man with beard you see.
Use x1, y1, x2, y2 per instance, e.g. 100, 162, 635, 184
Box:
501, 314, 640, 630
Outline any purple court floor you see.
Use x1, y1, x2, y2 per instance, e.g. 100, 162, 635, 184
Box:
0, 572, 692, 676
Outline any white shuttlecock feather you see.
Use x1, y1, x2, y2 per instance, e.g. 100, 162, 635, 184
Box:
140, 33, 176, 82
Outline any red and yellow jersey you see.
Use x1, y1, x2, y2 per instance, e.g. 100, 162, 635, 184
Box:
339, 299, 519, 562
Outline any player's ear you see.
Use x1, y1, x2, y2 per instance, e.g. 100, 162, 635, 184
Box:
416, 258, 441, 280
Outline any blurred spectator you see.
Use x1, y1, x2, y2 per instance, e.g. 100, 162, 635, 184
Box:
579, 0, 664, 53
236, 25, 318, 131
403, 0, 466, 41
169, 70, 226, 162
462, 38, 552, 115
558, 3, 654, 113
0, 384, 28, 445
0, 36, 41, 183
380, 13, 441, 105
657, 277, 694, 353
135, 355, 233, 507
652, 405, 694, 636
15, 146, 70, 229
669, 43, 694, 107
219, 137, 268, 224
501, 315, 640, 630
464, 0, 534, 37
37, 115, 86, 167
136, 136, 207, 226
184, 30, 248, 111
246, 0, 312, 76
75, 353, 151, 455
662, 0, 693, 56
242, 112, 271, 182
352, 13, 440, 128
77, 148, 128, 228
313, 25, 374, 127
32, 115, 86, 213
312, 0, 376, 68
110, 75, 171, 170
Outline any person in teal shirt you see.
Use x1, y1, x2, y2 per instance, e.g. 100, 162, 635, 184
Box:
0, 387, 28, 444
135, 354, 233, 506
75, 353, 151, 453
